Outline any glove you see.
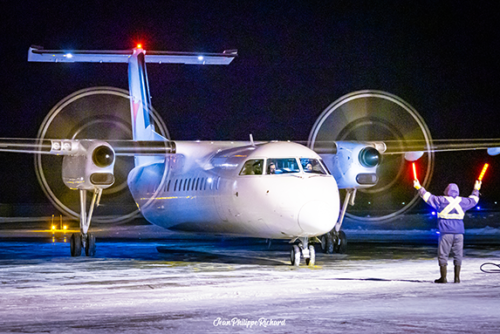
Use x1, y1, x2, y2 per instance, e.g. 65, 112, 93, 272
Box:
474, 180, 482, 191
413, 179, 421, 190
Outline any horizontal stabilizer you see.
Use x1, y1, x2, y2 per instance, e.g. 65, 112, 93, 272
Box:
28, 46, 237, 65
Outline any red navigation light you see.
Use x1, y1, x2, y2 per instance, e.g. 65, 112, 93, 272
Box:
478, 163, 489, 181
137, 44, 143, 49
412, 163, 418, 181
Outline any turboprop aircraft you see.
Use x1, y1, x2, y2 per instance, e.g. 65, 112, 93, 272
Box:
1, 45, 500, 266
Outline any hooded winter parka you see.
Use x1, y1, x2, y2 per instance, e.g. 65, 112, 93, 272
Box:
418, 183, 479, 234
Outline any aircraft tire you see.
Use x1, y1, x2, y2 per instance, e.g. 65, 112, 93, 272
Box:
320, 234, 328, 253
85, 233, 96, 257
326, 232, 335, 254
305, 245, 315, 266
335, 230, 347, 254
291, 245, 301, 266
70, 233, 82, 257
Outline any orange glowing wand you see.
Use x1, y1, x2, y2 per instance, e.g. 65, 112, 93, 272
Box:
478, 163, 489, 181
412, 163, 418, 181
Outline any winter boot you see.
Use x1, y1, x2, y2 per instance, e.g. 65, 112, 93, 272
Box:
434, 265, 447, 283
454, 265, 461, 283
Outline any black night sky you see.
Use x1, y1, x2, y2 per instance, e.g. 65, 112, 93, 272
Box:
1, 1, 499, 207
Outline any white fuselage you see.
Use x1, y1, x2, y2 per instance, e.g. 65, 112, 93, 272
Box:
127, 141, 340, 239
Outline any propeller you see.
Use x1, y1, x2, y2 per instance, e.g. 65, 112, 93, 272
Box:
35, 86, 169, 223
308, 90, 434, 222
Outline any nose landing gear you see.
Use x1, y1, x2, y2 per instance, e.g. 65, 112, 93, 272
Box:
290, 238, 316, 267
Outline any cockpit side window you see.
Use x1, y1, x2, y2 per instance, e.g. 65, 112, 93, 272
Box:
266, 158, 300, 174
300, 158, 328, 174
239, 159, 264, 175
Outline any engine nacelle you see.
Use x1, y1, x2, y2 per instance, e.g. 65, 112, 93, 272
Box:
61, 140, 116, 191
320, 141, 382, 189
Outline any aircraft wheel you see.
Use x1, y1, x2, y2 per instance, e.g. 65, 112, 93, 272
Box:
327, 232, 335, 254
334, 230, 347, 254
85, 233, 96, 257
320, 234, 328, 253
70, 233, 82, 257
291, 245, 301, 266
305, 245, 316, 266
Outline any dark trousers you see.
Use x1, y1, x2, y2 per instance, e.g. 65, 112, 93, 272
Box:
438, 233, 463, 266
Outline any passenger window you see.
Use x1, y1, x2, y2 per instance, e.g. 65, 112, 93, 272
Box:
167, 180, 171, 192
174, 179, 178, 191
239, 159, 264, 175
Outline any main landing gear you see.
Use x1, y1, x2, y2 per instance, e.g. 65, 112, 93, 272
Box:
70, 189, 101, 257
320, 230, 347, 254
290, 237, 316, 267
321, 188, 355, 255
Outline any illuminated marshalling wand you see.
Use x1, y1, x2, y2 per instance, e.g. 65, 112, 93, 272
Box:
478, 163, 489, 181
412, 163, 418, 181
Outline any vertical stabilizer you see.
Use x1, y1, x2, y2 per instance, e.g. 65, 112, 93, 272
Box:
128, 48, 155, 141
128, 48, 161, 166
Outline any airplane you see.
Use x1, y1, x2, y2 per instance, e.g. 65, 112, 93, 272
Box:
1, 45, 500, 266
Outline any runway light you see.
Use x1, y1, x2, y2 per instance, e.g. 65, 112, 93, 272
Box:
51, 225, 56, 230
477, 206, 481, 210
65, 53, 73, 58
198, 56, 204, 61
432, 211, 436, 215
63, 225, 68, 230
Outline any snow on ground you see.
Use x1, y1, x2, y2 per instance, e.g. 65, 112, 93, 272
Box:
0, 225, 500, 333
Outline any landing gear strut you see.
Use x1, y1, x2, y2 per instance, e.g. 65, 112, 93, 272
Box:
290, 237, 316, 267
70, 188, 102, 257
321, 188, 355, 254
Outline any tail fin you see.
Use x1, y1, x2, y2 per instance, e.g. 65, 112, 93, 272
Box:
128, 48, 156, 142
28, 46, 237, 165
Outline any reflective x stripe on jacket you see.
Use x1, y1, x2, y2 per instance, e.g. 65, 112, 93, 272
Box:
437, 196, 464, 219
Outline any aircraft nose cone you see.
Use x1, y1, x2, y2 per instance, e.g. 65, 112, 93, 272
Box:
298, 201, 335, 235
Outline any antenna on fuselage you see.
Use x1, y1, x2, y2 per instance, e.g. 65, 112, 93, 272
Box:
249, 134, 255, 147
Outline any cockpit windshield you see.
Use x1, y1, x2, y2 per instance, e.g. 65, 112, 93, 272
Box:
239, 159, 264, 175
240, 158, 328, 176
300, 158, 328, 174
266, 158, 300, 174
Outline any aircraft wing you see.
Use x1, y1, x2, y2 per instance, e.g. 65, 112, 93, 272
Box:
381, 139, 500, 161
0, 138, 176, 156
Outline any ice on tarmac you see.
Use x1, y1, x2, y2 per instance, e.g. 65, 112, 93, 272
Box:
0, 226, 499, 333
